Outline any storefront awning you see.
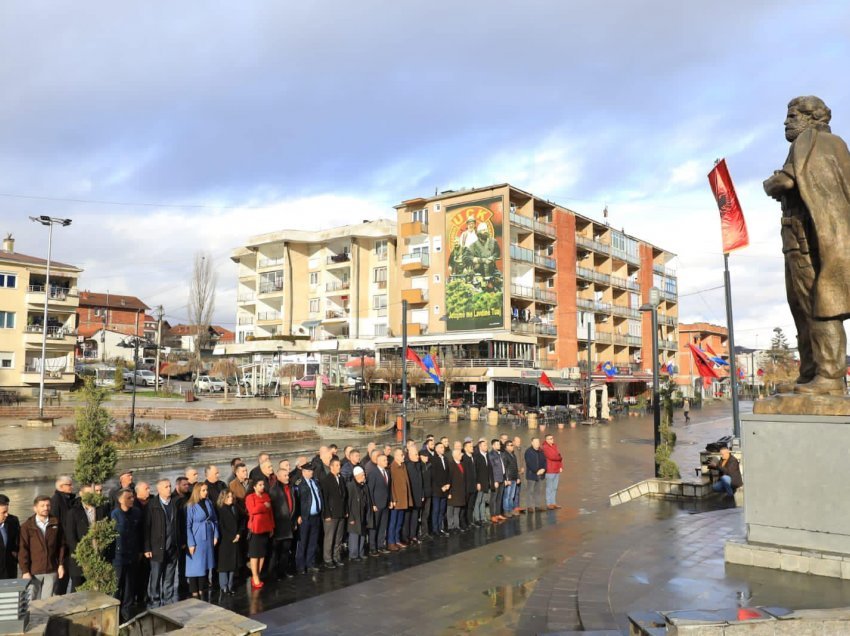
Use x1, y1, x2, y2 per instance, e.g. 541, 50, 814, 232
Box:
495, 377, 581, 392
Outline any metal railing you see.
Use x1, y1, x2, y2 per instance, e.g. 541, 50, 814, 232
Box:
594, 332, 613, 344
534, 253, 556, 269
660, 289, 678, 303
576, 297, 594, 310
659, 314, 678, 327
237, 317, 254, 325
401, 252, 430, 267
325, 310, 349, 320
534, 218, 556, 236
627, 335, 642, 347
326, 253, 351, 265
237, 293, 256, 302
25, 325, 75, 338
511, 321, 557, 336
660, 339, 679, 350
257, 257, 284, 268
535, 287, 556, 303
257, 311, 281, 321
326, 280, 351, 292
510, 283, 534, 299
27, 285, 73, 300
509, 212, 534, 231
610, 247, 641, 266
576, 266, 611, 285
258, 284, 283, 294
576, 235, 610, 255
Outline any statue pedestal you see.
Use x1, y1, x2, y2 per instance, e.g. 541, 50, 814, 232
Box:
726, 413, 850, 578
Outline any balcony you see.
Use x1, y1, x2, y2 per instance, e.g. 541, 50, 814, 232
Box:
611, 246, 641, 266
324, 310, 349, 322
660, 339, 679, 351
576, 297, 594, 311
258, 283, 283, 295
257, 256, 284, 269
510, 244, 533, 264
511, 321, 557, 337
401, 288, 428, 304
534, 288, 556, 304
534, 253, 556, 270
575, 235, 610, 255
401, 252, 430, 271
25, 285, 78, 307
660, 289, 678, 303
400, 221, 428, 237
510, 283, 534, 300
533, 218, 556, 237
407, 323, 427, 336
256, 311, 282, 322
594, 332, 613, 344
627, 335, 642, 347
21, 368, 74, 384
237, 317, 255, 326
659, 314, 678, 327
612, 334, 629, 346
576, 266, 611, 286
237, 292, 256, 304
653, 263, 678, 278
611, 304, 640, 319
576, 297, 611, 313
325, 280, 351, 294
24, 325, 76, 347
509, 212, 534, 232
326, 253, 351, 268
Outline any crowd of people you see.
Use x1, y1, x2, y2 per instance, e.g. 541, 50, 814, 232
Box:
0, 432, 565, 622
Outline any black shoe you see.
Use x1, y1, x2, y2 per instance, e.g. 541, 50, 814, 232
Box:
308, 566, 320, 573
439, 530, 450, 536
298, 569, 308, 575
324, 562, 336, 569
379, 548, 391, 554
368, 551, 379, 557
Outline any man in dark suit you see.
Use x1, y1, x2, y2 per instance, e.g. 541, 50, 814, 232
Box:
294, 462, 322, 574
269, 468, 297, 579
50, 476, 75, 594
430, 442, 451, 536
472, 440, 490, 525
203, 465, 227, 504
64, 486, 107, 591
461, 438, 477, 530
0, 494, 20, 579
143, 479, 181, 607
320, 457, 347, 568
249, 452, 271, 484
366, 453, 391, 555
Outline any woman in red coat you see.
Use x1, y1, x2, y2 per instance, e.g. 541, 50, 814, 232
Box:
245, 479, 275, 589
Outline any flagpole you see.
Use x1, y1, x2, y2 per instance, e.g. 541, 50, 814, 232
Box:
401, 299, 408, 445
723, 252, 741, 439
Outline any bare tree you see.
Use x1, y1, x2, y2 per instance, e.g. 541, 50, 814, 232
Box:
187, 252, 217, 382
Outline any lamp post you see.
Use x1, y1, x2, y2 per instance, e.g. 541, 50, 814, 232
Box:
29, 216, 72, 419
356, 349, 367, 427
117, 336, 140, 433
276, 346, 283, 397
640, 287, 662, 478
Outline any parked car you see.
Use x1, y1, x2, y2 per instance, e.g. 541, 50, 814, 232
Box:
195, 375, 226, 392
131, 370, 159, 387
290, 374, 330, 393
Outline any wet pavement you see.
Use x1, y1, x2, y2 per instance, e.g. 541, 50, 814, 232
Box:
7, 398, 825, 635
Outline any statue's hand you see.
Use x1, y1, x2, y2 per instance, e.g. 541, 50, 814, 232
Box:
764, 171, 795, 200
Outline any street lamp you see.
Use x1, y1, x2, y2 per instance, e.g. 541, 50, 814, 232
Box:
117, 336, 141, 433
276, 346, 283, 397
640, 287, 662, 478
355, 348, 368, 427
29, 216, 72, 419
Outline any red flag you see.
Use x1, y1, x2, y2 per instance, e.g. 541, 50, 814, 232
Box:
405, 347, 429, 374
756, 368, 764, 377
689, 343, 720, 379
539, 371, 555, 390
708, 159, 749, 253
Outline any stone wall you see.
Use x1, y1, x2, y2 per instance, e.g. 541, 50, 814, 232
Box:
194, 429, 317, 448
52, 435, 194, 461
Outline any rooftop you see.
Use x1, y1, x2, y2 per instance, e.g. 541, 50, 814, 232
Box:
78, 291, 149, 311
0, 248, 81, 272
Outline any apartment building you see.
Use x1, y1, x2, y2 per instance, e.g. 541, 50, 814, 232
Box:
387, 184, 678, 408
677, 322, 730, 398
0, 235, 82, 392
227, 220, 397, 359
76, 291, 149, 360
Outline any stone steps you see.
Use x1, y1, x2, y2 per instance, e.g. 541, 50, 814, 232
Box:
0, 405, 285, 422
0, 447, 61, 464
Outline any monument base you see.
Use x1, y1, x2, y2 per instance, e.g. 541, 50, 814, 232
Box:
25, 417, 54, 428
725, 413, 850, 577
753, 392, 850, 416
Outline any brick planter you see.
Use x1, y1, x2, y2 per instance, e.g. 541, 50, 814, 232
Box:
52, 435, 194, 461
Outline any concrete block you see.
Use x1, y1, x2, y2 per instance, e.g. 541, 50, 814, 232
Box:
809, 555, 842, 578
629, 486, 642, 500
683, 484, 695, 497
610, 495, 621, 507
752, 548, 781, 570
724, 621, 777, 635
638, 481, 650, 496
621, 491, 632, 504
773, 620, 820, 636
841, 560, 850, 580
670, 483, 683, 496
724, 541, 754, 566
648, 480, 659, 494
779, 552, 810, 574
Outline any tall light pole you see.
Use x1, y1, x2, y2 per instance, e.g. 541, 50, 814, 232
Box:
640, 287, 661, 478
29, 216, 72, 419
401, 299, 408, 445
118, 337, 140, 433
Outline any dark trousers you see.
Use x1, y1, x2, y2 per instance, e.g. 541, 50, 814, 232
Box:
55, 558, 70, 595
404, 507, 420, 540
348, 532, 366, 559
431, 497, 447, 533
148, 552, 179, 607
114, 562, 137, 622
322, 518, 345, 564
369, 507, 389, 551
295, 515, 321, 571
490, 484, 504, 516
420, 497, 432, 536
269, 538, 293, 577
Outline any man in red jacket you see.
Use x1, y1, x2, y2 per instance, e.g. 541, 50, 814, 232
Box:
542, 434, 563, 510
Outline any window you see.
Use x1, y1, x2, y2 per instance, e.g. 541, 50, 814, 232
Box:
548, 342, 556, 354
309, 298, 320, 313
372, 295, 387, 310
374, 324, 388, 337
0, 311, 14, 329
309, 272, 319, 286
412, 209, 428, 224
547, 277, 555, 288
0, 273, 16, 288
373, 267, 387, 283
375, 240, 388, 260
0, 352, 12, 369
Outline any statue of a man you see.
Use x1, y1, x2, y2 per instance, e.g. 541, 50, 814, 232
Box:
764, 96, 850, 396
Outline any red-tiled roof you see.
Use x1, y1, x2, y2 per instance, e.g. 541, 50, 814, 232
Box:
0, 249, 80, 271
78, 291, 149, 311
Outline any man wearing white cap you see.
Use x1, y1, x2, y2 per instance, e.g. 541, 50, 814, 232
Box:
346, 467, 370, 561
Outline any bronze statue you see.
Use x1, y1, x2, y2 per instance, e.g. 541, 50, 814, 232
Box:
764, 96, 850, 396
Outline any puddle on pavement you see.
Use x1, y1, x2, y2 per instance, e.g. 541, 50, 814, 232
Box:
446, 578, 540, 632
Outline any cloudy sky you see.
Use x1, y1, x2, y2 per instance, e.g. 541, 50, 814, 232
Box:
2, 1, 849, 349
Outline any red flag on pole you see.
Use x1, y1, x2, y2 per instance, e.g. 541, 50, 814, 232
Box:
708, 159, 749, 253
405, 347, 429, 374
539, 371, 555, 390
689, 343, 720, 379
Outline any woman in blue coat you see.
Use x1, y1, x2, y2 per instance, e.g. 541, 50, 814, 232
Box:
185, 482, 219, 598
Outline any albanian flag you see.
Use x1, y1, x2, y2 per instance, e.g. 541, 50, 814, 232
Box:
539, 371, 555, 390
689, 343, 720, 379
708, 159, 749, 253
